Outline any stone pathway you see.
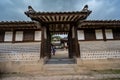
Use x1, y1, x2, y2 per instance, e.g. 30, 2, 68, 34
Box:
45, 49, 75, 64
0, 74, 120, 80
51, 49, 68, 59
46, 58, 75, 64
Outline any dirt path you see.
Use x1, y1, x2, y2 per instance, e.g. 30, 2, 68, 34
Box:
1, 74, 120, 80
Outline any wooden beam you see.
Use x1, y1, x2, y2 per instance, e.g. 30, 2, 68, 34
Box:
44, 16, 50, 21
44, 21, 76, 24
28, 11, 90, 16
69, 15, 75, 21
102, 28, 107, 41
54, 16, 57, 21
39, 16, 46, 22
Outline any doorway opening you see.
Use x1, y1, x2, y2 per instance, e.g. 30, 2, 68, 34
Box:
51, 34, 68, 59
45, 33, 76, 64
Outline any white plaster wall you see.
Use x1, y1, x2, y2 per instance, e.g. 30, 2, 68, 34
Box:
15, 31, 23, 41
4, 32, 13, 41
105, 29, 113, 39
77, 30, 85, 40
95, 29, 103, 39
35, 31, 41, 41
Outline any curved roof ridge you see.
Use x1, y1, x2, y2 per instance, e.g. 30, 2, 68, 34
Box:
26, 5, 91, 14
36, 11, 83, 13
0, 20, 35, 23
84, 20, 120, 22
0, 20, 39, 30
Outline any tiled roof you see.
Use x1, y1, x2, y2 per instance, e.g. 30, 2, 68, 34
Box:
0, 21, 40, 30
80, 20, 120, 28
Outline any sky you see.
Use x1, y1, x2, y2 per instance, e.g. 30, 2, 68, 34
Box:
0, 0, 120, 21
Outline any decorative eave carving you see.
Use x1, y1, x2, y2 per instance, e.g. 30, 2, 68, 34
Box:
24, 5, 92, 23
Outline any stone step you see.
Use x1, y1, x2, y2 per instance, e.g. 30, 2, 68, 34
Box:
44, 68, 75, 72
43, 71, 77, 75
44, 64, 75, 67
44, 65, 75, 71
43, 64, 77, 75
45, 58, 76, 64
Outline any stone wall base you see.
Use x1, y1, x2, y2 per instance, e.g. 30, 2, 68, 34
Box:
76, 58, 120, 72
0, 60, 44, 74
79, 41, 120, 59
1, 58, 120, 74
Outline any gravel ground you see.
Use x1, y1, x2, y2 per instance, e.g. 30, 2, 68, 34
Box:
0, 74, 120, 80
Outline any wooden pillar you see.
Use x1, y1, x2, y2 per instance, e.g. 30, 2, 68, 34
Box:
74, 26, 80, 57
71, 25, 80, 58
68, 24, 80, 58
71, 26, 75, 57
68, 29, 73, 58
40, 25, 48, 58
46, 26, 51, 58
102, 28, 106, 41
40, 26, 45, 58
40, 25, 51, 58
12, 30, 16, 43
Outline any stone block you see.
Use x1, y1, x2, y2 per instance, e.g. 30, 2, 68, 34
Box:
79, 41, 120, 60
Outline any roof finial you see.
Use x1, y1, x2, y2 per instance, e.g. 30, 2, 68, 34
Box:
28, 6, 36, 13
82, 5, 88, 12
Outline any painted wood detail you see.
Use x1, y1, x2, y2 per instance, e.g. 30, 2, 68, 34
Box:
23, 30, 34, 41
35, 31, 41, 41
77, 30, 85, 40
113, 28, 120, 40
95, 29, 103, 39
25, 5, 91, 23
84, 29, 96, 40
105, 29, 113, 39
0, 28, 119, 43
0, 31, 4, 42
15, 31, 23, 41
4, 32, 13, 41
